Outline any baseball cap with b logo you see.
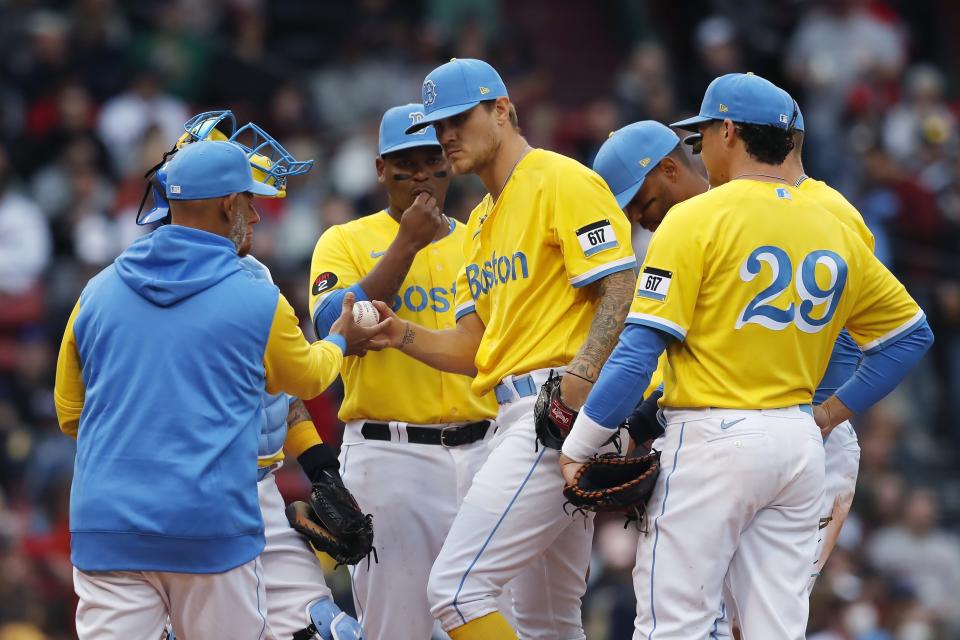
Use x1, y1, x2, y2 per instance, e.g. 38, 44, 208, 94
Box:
405, 58, 509, 134
671, 73, 798, 131
165, 140, 278, 200
379, 104, 441, 156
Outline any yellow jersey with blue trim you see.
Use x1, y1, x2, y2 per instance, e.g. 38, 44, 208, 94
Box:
309, 211, 496, 424
453, 149, 636, 394
628, 179, 923, 409
797, 175, 875, 252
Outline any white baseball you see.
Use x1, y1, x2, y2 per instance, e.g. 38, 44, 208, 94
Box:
352, 301, 380, 328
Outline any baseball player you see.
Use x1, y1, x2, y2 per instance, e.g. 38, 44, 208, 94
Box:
594, 113, 876, 637
559, 73, 933, 638
373, 59, 637, 640
141, 111, 367, 639
308, 104, 499, 640
54, 140, 383, 639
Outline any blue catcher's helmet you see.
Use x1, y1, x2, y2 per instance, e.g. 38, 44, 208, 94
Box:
137, 112, 314, 225
137, 110, 237, 225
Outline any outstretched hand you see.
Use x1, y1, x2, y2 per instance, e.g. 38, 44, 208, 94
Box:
329, 292, 394, 356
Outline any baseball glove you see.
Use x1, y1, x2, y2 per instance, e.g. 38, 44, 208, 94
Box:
285, 469, 374, 566
534, 371, 577, 450
563, 451, 661, 517
623, 388, 665, 446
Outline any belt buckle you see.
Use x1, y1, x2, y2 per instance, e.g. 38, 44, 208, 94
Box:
439, 424, 462, 448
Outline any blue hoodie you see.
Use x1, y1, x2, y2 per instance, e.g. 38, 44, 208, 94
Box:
64, 225, 281, 573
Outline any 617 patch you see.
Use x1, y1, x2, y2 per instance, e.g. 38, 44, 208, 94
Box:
637, 266, 672, 302
312, 272, 338, 296
576, 220, 618, 257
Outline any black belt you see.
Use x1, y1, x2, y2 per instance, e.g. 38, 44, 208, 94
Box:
360, 420, 493, 447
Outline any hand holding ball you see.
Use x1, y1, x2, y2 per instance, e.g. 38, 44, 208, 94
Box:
352, 301, 380, 328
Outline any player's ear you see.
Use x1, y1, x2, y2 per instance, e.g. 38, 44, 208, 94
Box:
220, 193, 238, 223
375, 157, 386, 184
660, 157, 679, 182
494, 97, 511, 126
722, 119, 737, 147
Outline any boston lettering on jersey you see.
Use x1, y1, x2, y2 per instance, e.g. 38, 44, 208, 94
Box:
465, 250, 529, 299
389, 282, 456, 314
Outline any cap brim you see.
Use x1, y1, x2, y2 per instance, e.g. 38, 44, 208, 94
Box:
248, 181, 279, 197
380, 138, 442, 156
137, 205, 170, 225
614, 180, 644, 209
669, 115, 714, 131
405, 101, 481, 134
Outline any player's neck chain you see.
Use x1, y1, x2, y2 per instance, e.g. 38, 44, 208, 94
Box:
732, 172, 788, 183
495, 144, 533, 201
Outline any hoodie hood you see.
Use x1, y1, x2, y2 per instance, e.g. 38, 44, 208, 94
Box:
115, 225, 242, 307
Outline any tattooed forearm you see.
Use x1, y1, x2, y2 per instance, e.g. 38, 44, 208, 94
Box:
286, 398, 313, 427
568, 269, 635, 380
400, 322, 416, 348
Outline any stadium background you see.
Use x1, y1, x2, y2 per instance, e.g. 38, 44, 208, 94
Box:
0, 0, 958, 637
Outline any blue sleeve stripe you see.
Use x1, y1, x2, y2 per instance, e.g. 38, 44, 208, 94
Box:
569, 257, 637, 288
625, 313, 686, 341
583, 241, 618, 257
455, 302, 476, 321
860, 309, 925, 354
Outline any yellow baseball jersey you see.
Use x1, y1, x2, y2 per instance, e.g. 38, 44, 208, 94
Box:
797, 175, 875, 252
310, 211, 495, 424
454, 149, 636, 394
629, 180, 923, 409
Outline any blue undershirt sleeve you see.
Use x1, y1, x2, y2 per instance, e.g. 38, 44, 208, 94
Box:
581, 324, 670, 428
815, 330, 863, 405
835, 320, 934, 414
312, 283, 369, 339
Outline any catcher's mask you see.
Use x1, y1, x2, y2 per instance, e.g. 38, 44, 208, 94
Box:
230, 122, 314, 198
136, 112, 314, 225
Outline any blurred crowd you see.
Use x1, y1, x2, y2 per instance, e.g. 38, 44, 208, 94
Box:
0, 0, 957, 638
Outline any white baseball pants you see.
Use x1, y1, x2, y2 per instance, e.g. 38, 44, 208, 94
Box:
634, 406, 824, 640
258, 470, 335, 638
428, 386, 601, 640
74, 557, 272, 639
339, 420, 493, 640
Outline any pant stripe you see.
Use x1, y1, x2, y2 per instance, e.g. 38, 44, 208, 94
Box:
452, 447, 547, 625
341, 446, 365, 625
648, 422, 686, 640
255, 561, 266, 640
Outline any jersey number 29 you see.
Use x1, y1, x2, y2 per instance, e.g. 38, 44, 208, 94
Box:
736, 246, 848, 333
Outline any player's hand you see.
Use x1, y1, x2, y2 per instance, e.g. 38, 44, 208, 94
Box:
329, 292, 393, 356
369, 300, 409, 349
396, 192, 443, 251
813, 396, 854, 439
559, 373, 593, 410
558, 453, 584, 487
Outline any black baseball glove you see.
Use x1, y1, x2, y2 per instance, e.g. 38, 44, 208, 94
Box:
285, 444, 374, 566
534, 371, 577, 450
562, 450, 661, 515
623, 387, 665, 446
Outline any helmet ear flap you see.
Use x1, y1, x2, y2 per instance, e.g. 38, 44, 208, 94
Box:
136, 165, 172, 225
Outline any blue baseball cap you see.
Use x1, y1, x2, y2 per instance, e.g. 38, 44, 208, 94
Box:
405, 58, 509, 134
165, 140, 278, 200
593, 122, 681, 208
774, 85, 805, 133
671, 73, 797, 131
379, 104, 441, 155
